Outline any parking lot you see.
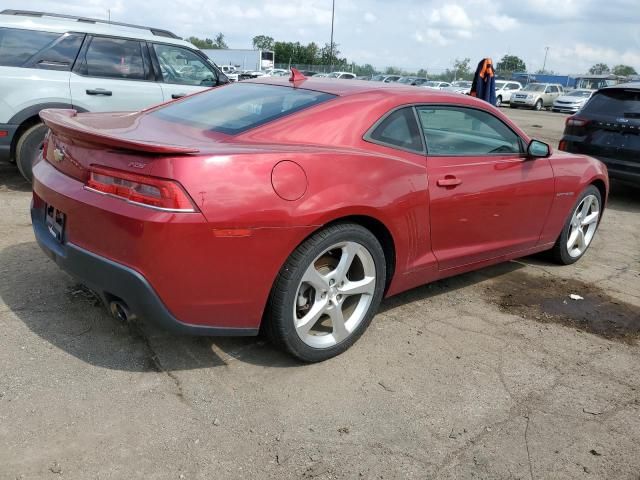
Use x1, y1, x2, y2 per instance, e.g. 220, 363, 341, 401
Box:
1, 107, 639, 479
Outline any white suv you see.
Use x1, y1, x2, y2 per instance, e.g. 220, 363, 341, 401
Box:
0, 9, 228, 181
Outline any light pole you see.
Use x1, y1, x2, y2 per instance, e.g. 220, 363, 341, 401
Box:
542, 46, 550, 73
329, 0, 335, 72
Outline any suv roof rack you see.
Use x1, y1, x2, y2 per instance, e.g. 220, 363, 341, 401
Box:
0, 9, 181, 39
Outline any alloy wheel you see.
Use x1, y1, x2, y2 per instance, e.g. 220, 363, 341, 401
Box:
293, 241, 376, 348
567, 194, 600, 258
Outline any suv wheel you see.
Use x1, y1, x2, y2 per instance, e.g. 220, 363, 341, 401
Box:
495, 96, 502, 108
16, 123, 48, 183
534, 99, 543, 111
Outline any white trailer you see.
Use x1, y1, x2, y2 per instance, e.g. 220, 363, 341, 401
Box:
202, 49, 274, 72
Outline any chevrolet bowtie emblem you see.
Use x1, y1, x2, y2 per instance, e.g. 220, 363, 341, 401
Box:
53, 148, 65, 163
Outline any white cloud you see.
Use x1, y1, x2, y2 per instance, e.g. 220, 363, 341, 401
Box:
364, 12, 377, 23
429, 4, 473, 30
485, 14, 519, 32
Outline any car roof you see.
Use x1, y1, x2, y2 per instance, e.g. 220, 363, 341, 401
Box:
601, 82, 640, 91
0, 9, 194, 47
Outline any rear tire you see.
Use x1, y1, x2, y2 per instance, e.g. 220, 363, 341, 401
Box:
265, 223, 386, 362
16, 123, 48, 183
551, 185, 602, 265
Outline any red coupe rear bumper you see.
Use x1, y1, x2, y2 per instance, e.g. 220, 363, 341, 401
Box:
31, 159, 312, 333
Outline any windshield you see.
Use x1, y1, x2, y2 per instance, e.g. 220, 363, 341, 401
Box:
567, 90, 592, 98
371, 75, 385, 81
397, 77, 415, 84
328, 72, 341, 78
495, 81, 506, 89
151, 83, 336, 135
523, 84, 546, 92
452, 81, 471, 87
425, 81, 439, 87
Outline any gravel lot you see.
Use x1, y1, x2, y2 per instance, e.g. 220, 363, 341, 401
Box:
1, 108, 639, 479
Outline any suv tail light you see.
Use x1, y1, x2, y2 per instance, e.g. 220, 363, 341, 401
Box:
566, 117, 589, 127
86, 165, 197, 212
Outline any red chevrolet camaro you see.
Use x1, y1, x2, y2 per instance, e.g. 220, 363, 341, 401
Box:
31, 72, 608, 362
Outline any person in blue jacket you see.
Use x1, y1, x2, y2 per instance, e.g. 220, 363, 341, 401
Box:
470, 58, 496, 105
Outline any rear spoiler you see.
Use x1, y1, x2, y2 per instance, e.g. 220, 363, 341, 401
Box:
39, 109, 200, 154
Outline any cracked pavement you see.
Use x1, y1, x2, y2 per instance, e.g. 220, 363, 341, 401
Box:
1, 109, 640, 479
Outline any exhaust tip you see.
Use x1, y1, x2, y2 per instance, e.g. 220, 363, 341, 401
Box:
109, 301, 132, 323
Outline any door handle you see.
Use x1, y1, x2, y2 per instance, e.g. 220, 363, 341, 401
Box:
172, 93, 187, 99
86, 89, 112, 96
437, 176, 462, 187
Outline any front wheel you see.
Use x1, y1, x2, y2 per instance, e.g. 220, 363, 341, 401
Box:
265, 223, 386, 362
16, 122, 48, 182
551, 185, 602, 265
534, 99, 543, 111
495, 96, 502, 108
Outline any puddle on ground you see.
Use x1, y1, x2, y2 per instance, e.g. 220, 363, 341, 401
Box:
484, 270, 640, 343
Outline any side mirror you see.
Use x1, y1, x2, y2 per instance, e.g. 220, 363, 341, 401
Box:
528, 140, 551, 158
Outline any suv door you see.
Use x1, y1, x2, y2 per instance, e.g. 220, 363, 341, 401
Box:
70, 36, 164, 112
150, 43, 224, 101
417, 105, 555, 270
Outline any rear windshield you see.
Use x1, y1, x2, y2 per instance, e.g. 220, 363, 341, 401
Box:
582, 89, 640, 117
151, 83, 336, 135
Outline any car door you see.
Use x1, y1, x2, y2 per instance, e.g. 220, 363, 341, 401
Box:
69, 36, 164, 112
417, 105, 555, 271
150, 43, 222, 101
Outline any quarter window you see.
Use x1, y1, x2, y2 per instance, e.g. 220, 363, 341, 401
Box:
27, 33, 84, 71
153, 44, 217, 86
84, 37, 145, 80
0, 27, 59, 67
368, 108, 423, 152
417, 106, 522, 155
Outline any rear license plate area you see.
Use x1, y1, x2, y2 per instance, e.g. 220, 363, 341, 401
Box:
45, 204, 66, 243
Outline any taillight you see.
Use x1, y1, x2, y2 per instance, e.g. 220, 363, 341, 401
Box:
566, 117, 589, 127
86, 165, 197, 212
558, 140, 568, 151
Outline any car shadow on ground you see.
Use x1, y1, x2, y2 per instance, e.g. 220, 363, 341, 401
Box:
0, 162, 30, 193
606, 180, 640, 214
0, 241, 525, 373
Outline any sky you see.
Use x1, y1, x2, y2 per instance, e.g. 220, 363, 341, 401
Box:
4, 0, 640, 74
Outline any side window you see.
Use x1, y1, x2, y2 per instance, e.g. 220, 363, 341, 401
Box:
153, 44, 217, 86
417, 106, 522, 156
368, 108, 423, 152
0, 27, 59, 67
544, 86, 553, 93
27, 33, 85, 71
84, 37, 145, 80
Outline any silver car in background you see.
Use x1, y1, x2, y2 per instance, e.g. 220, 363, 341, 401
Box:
552, 89, 594, 113
442, 80, 472, 94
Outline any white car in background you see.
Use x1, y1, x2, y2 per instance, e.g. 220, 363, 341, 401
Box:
219, 65, 239, 81
442, 80, 472, 94
422, 81, 452, 90
552, 89, 594, 113
327, 71, 356, 80
264, 68, 288, 76
494, 81, 523, 107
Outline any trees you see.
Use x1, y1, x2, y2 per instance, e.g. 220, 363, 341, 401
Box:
588, 63, 610, 75
496, 55, 526, 74
252, 35, 274, 50
612, 64, 637, 76
448, 57, 471, 80
187, 34, 227, 49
